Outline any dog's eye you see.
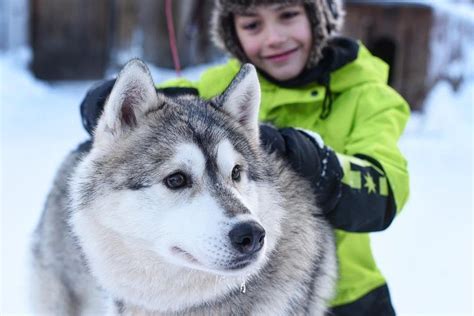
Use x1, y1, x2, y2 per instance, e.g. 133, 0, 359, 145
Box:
231, 165, 241, 182
164, 172, 189, 189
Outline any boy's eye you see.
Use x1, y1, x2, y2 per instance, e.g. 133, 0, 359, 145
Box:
242, 21, 260, 31
281, 10, 300, 20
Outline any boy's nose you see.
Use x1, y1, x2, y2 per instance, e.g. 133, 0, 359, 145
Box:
264, 26, 287, 46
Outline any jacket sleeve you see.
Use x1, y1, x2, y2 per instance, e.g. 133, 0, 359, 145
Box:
329, 83, 410, 232
156, 60, 240, 100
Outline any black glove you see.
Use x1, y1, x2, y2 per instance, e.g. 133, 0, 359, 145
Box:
259, 125, 343, 215
80, 78, 116, 136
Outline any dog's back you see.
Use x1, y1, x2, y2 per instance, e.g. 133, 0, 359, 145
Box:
31, 141, 107, 314
31, 60, 336, 315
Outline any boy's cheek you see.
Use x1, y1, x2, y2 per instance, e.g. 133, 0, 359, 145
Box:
237, 35, 261, 58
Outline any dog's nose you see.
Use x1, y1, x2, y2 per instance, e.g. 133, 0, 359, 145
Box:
229, 221, 265, 255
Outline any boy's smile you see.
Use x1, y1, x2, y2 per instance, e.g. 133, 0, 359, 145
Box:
234, 4, 312, 81
263, 47, 300, 63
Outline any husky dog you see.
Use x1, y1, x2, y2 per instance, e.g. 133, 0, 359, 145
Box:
31, 60, 336, 315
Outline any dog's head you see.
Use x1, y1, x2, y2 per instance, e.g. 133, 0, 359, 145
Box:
69, 60, 285, 306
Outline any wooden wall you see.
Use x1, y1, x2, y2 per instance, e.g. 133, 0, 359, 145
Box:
343, 2, 434, 111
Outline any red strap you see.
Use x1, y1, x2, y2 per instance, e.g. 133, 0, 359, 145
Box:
165, 0, 181, 76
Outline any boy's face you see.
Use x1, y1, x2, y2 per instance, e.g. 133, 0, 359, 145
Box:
234, 4, 312, 81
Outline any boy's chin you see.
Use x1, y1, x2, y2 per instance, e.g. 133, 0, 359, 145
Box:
263, 63, 305, 81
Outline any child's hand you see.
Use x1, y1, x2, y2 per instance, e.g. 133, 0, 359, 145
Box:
259, 125, 343, 215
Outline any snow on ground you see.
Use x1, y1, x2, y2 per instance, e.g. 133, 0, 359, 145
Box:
371, 80, 473, 316
1, 47, 472, 315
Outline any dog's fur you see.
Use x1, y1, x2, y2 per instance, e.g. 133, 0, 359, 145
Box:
31, 60, 337, 315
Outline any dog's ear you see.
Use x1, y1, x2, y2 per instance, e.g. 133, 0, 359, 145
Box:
217, 63, 261, 140
94, 59, 159, 144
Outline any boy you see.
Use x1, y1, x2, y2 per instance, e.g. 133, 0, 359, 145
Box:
80, 0, 410, 314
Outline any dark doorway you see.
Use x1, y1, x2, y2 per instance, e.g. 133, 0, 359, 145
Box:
368, 37, 397, 85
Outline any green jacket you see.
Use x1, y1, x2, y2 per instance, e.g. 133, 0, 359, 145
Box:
159, 44, 410, 306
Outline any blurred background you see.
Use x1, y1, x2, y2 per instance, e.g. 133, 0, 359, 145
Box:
2, 0, 473, 109
1, 0, 473, 315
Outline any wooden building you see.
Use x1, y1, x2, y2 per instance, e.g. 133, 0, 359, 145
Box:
343, 1, 435, 110
29, 0, 219, 80
343, 0, 469, 111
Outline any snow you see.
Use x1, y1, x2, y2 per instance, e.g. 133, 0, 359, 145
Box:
428, 1, 474, 89
371, 80, 473, 316
1, 44, 473, 316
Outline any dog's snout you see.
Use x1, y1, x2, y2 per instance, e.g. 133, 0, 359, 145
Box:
229, 222, 265, 255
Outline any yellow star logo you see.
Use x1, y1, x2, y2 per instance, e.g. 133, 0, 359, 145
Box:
364, 174, 377, 194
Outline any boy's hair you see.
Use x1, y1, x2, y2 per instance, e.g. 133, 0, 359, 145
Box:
211, 0, 345, 68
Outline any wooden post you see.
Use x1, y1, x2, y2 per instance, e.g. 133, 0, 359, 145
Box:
30, 0, 111, 80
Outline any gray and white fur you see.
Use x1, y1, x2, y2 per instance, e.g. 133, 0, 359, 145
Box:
31, 59, 337, 315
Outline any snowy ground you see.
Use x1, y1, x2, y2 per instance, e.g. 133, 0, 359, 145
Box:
1, 46, 472, 315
